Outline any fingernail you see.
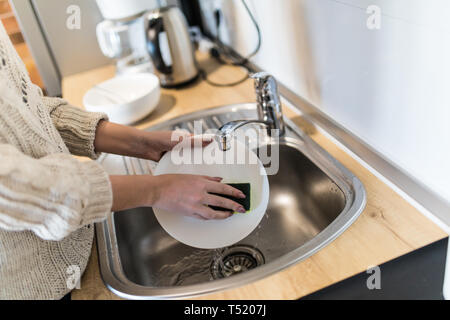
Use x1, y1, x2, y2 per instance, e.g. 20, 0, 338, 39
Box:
238, 192, 246, 198
237, 207, 246, 213
214, 177, 223, 181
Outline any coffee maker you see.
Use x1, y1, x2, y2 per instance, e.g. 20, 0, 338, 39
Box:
95, 0, 158, 75
95, 0, 199, 87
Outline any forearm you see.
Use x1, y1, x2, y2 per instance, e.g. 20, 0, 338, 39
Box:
94, 120, 148, 159
109, 175, 160, 212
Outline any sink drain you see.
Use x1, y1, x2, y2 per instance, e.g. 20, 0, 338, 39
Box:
211, 245, 265, 279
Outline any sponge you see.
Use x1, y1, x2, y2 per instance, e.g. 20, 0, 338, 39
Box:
210, 183, 251, 213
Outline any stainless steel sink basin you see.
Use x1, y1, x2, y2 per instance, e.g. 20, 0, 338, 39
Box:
96, 103, 366, 299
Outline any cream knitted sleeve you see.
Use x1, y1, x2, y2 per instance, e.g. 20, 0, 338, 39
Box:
0, 142, 112, 241
42, 96, 108, 159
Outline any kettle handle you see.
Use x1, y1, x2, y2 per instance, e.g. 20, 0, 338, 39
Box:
146, 15, 173, 75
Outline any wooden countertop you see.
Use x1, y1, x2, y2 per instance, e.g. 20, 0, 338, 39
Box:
62, 55, 447, 300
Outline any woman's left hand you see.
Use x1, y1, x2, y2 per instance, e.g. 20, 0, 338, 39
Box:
94, 121, 212, 162
139, 131, 212, 162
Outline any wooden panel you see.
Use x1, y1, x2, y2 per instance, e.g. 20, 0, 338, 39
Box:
0, 0, 11, 15
14, 42, 44, 88
1, 1, 44, 88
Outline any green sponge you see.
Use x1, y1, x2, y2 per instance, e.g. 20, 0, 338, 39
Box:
210, 183, 251, 213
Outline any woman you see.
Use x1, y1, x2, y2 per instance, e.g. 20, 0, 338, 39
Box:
0, 23, 245, 299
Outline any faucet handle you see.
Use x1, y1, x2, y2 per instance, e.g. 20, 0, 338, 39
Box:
251, 72, 281, 104
251, 72, 285, 136
250, 71, 275, 91
251, 71, 271, 87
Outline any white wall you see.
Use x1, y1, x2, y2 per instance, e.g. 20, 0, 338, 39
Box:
199, 0, 450, 209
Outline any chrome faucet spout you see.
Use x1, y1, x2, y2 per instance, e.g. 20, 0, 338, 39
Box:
216, 119, 273, 151
216, 73, 285, 151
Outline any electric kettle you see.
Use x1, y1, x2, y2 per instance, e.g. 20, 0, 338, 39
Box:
145, 6, 199, 88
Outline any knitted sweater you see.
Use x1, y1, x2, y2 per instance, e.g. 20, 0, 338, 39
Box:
0, 23, 113, 299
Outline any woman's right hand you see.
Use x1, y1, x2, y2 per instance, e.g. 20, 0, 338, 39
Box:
152, 174, 247, 220
109, 174, 246, 220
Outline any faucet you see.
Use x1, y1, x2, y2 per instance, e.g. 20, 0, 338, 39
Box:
216, 72, 286, 151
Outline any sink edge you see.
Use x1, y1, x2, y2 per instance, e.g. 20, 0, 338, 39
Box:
95, 103, 367, 299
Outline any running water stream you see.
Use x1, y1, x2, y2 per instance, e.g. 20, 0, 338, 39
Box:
154, 249, 227, 286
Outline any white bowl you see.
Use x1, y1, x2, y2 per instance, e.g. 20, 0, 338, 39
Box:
83, 73, 160, 125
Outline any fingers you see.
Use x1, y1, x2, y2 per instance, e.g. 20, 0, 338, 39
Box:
169, 131, 191, 143
204, 194, 246, 213
190, 212, 207, 220
194, 136, 213, 147
193, 206, 233, 220
187, 134, 214, 148
202, 176, 223, 182
206, 181, 246, 199
171, 133, 213, 150
202, 139, 213, 147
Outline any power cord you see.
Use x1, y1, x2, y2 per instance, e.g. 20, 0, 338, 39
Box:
200, 0, 262, 87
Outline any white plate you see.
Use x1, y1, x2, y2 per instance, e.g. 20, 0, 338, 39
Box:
83, 73, 160, 125
153, 137, 270, 249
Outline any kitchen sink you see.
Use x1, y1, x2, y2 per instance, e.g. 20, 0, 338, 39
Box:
96, 103, 366, 299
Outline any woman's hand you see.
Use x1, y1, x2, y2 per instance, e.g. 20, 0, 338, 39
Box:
138, 131, 211, 162
109, 174, 246, 220
139, 131, 183, 162
94, 121, 210, 162
152, 175, 247, 220
98, 122, 245, 220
